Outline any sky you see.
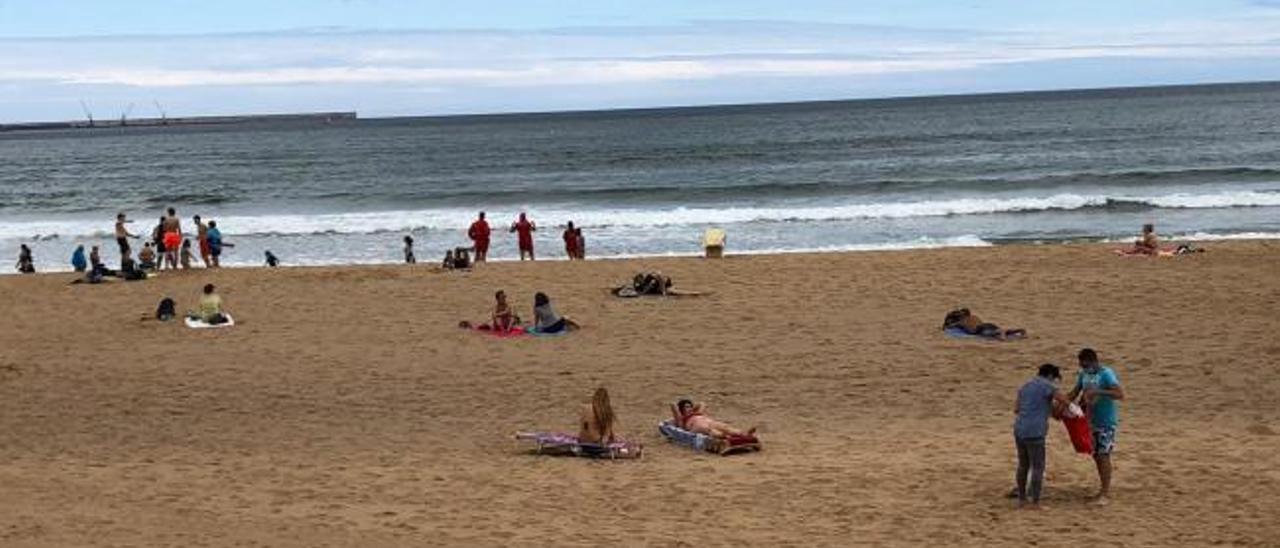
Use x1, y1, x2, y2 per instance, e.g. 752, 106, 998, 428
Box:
3, 1, 1280, 122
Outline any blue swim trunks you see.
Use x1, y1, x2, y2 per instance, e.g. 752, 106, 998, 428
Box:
1092, 426, 1117, 455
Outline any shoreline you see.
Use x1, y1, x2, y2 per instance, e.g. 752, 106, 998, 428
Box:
6, 234, 1280, 276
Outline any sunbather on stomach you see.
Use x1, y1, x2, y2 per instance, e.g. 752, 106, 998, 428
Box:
674, 399, 756, 439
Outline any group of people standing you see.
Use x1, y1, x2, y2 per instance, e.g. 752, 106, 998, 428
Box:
88, 208, 229, 275
429, 211, 583, 265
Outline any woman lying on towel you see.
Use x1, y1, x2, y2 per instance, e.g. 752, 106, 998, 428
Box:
579, 387, 618, 444
672, 399, 756, 439
943, 308, 1026, 340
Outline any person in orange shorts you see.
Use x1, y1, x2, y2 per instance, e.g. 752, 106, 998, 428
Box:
162, 207, 182, 270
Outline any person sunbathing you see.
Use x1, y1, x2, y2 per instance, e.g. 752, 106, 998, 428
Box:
491, 290, 519, 331
578, 387, 617, 444
1132, 223, 1159, 255
672, 399, 756, 439
943, 308, 1026, 340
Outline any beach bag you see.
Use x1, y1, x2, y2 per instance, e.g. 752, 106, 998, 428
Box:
1062, 403, 1093, 455
156, 298, 176, 321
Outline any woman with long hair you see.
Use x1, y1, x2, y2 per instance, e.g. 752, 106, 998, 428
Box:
578, 387, 617, 444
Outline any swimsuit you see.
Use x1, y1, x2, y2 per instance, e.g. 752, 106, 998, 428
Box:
163, 230, 181, 251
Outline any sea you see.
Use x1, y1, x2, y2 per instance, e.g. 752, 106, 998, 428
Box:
3, 82, 1280, 272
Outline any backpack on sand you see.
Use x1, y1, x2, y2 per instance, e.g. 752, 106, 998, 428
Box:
156, 298, 176, 321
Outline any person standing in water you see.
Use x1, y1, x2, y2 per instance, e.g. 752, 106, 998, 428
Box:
468, 212, 491, 263
403, 235, 416, 264
510, 212, 537, 261
194, 215, 212, 268
162, 208, 182, 270
206, 220, 226, 268
114, 213, 139, 262
563, 221, 580, 260
574, 227, 585, 260
1067, 348, 1125, 504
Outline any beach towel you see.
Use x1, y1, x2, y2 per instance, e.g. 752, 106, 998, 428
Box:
611, 286, 705, 299
184, 313, 235, 329
514, 431, 642, 459
470, 324, 528, 338
658, 421, 761, 456
524, 326, 569, 337
1062, 403, 1093, 455
943, 326, 1025, 341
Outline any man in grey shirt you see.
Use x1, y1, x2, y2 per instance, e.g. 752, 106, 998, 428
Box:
1013, 363, 1069, 509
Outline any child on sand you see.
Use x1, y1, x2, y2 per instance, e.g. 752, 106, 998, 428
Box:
139, 242, 157, 271
180, 239, 197, 269
70, 245, 87, 273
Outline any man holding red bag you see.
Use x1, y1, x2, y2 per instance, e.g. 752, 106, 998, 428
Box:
1068, 348, 1126, 504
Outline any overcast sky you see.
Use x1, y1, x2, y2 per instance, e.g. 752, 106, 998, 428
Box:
3, 1, 1280, 122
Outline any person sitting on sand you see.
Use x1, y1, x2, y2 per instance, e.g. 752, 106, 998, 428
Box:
491, 290, 520, 332
533, 292, 579, 333
189, 283, 228, 324
15, 244, 35, 274
943, 308, 1026, 340
265, 251, 280, 267
71, 244, 87, 273
139, 242, 157, 271
442, 250, 455, 270
578, 387, 618, 444
1132, 223, 1159, 255
453, 247, 471, 269
672, 399, 757, 439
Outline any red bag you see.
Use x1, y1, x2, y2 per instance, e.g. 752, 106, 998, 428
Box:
1063, 414, 1093, 455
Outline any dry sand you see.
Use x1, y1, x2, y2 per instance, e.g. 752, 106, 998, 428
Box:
1, 242, 1278, 547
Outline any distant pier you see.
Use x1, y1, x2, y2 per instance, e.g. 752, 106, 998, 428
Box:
0, 111, 357, 132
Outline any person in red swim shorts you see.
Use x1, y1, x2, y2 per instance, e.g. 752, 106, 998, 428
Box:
510, 212, 536, 261
468, 211, 491, 262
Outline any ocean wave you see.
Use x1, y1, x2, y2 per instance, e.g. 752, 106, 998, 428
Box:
2, 190, 1278, 240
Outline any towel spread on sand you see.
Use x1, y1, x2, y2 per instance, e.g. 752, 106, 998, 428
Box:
471, 325, 528, 338
184, 314, 235, 329
514, 431, 642, 459
658, 421, 761, 455
943, 326, 1024, 341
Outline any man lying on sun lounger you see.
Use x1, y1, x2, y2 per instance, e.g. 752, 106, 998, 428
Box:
672, 399, 756, 439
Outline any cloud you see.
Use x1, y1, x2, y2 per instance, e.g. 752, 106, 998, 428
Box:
3, 18, 1280, 120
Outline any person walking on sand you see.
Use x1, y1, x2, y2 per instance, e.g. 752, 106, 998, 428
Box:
468, 212, 491, 262
563, 221, 580, 260
510, 212, 536, 261
194, 215, 212, 268
162, 208, 182, 270
114, 212, 139, 260
1013, 364, 1070, 510
1067, 348, 1125, 504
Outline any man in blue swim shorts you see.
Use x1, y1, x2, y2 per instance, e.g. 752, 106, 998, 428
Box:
1068, 348, 1125, 504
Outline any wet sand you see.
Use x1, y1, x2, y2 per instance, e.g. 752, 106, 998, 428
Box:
1, 242, 1278, 547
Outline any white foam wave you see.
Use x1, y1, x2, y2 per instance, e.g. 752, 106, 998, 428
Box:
2, 190, 1277, 240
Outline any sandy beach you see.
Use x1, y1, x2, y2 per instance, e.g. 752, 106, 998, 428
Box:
1, 241, 1277, 547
